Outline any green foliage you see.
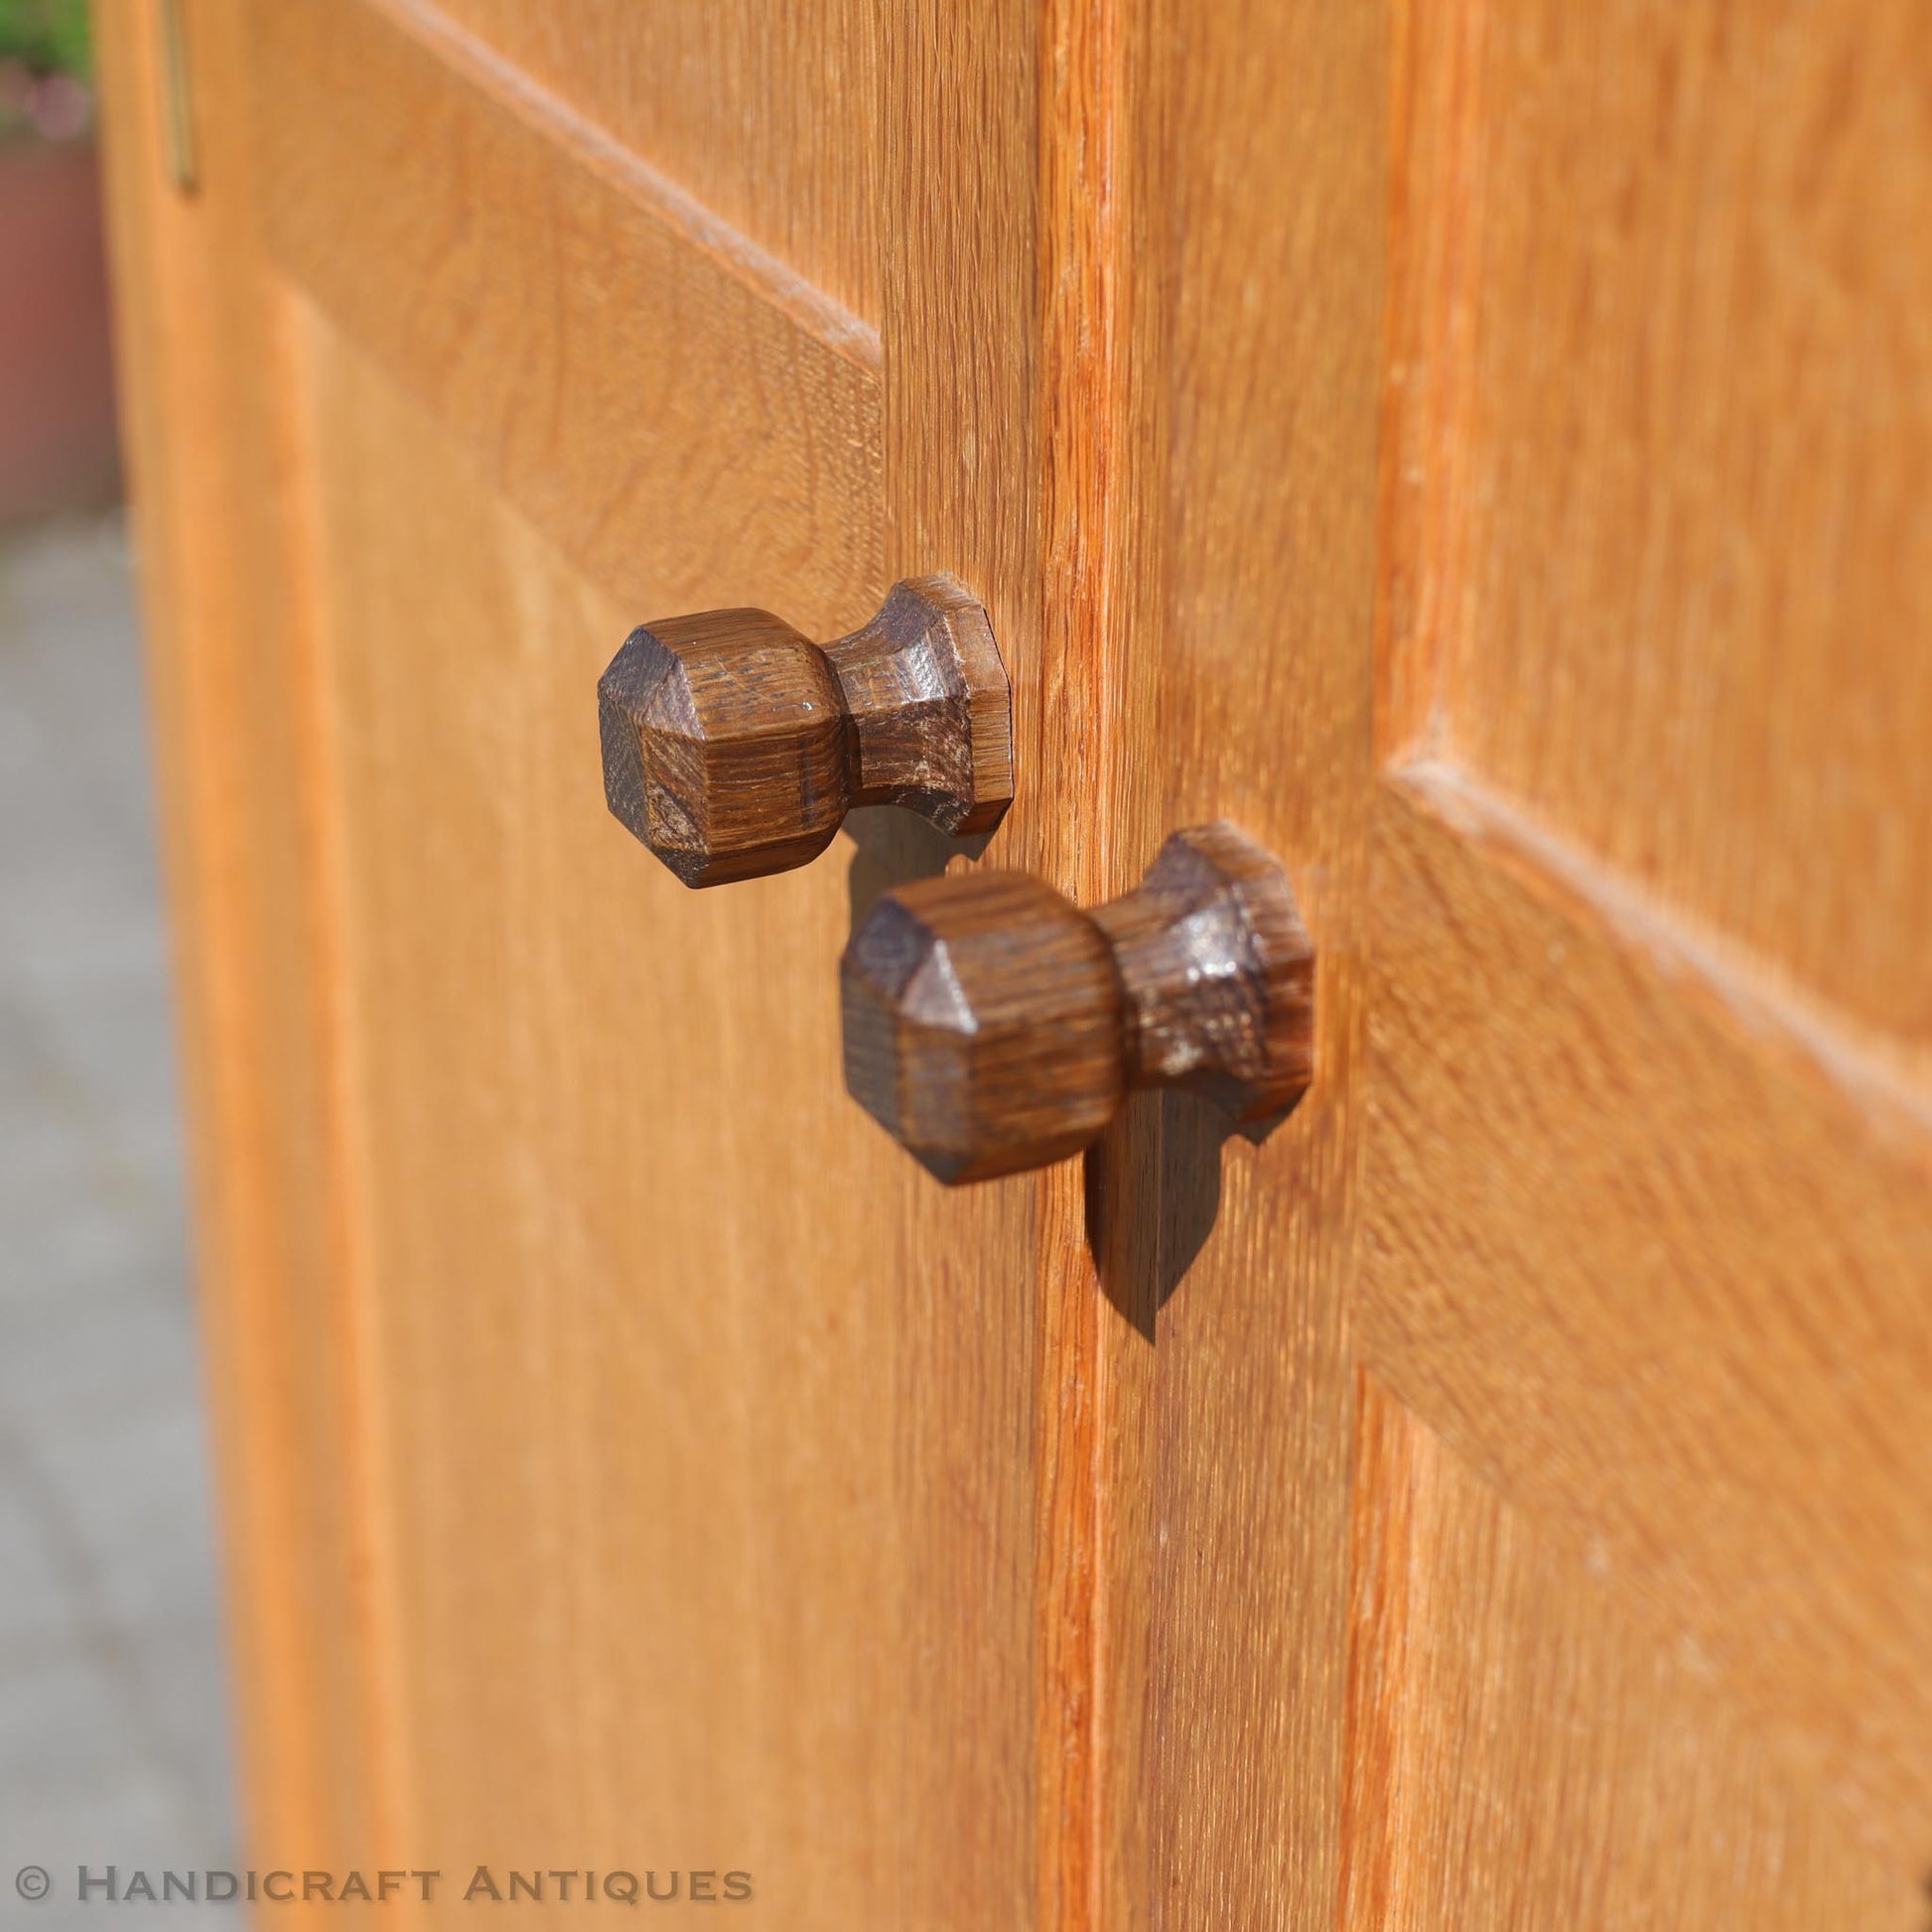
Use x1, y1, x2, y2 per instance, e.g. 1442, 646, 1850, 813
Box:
0, 0, 91, 77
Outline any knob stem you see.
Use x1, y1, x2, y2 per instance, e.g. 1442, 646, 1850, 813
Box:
1089, 822, 1313, 1119
824, 578, 1013, 835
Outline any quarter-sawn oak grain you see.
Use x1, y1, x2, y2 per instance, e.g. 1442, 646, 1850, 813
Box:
98, 0, 1932, 1921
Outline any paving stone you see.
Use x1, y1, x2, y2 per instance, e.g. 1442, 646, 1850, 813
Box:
0, 1462, 75, 1651
0, 516, 234, 1878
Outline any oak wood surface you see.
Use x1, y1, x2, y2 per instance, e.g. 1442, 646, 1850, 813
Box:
252, 0, 884, 639
101, 0, 1028, 1921
1355, 0, 1932, 1910
296, 310, 941, 1905
98, 0, 1932, 1921
1341, 1377, 1920, 1929
1362, 771, 1932, 1860
431, 0, 881, 324
96, 0, 400, 1881
1389, 0, 1932, 1065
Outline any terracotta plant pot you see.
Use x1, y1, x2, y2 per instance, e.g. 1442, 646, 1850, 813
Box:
0, 134, 121, 524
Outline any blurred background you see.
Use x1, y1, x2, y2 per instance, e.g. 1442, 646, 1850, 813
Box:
1, 0, 235, 1902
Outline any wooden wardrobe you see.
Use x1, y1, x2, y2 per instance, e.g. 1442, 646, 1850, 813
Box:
98, 0, 1932, 1920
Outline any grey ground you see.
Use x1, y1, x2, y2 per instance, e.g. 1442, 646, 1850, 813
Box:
0, 518, 235, 1922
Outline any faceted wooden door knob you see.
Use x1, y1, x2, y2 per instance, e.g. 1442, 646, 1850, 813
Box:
842, 822, 1314, 1183
599, 575, 1013, 887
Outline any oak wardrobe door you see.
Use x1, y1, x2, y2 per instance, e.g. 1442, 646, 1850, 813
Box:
98, 0, 1932, 1924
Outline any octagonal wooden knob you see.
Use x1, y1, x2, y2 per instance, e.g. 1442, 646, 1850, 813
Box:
842, 821, 1314, 1182
598, 575, 1013, 887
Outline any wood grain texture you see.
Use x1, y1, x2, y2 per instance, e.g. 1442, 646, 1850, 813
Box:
877, 3, 1054, 1922
251, 0, 885, 640
1118, 1, 1389, 1923
1386, 0, 1932, 1066
1030, 0, 1157, 1913
95, 0, 399, 1889
293, 299, 988, 1922
1373, 0, 1488, 762
102, 0, 1032, 1918
883, 0, 1390, 1915
104, 0, 1932, 1918
1361, 771, 1932, 1864
843, 823, 1314, 1182
1359, 0, 1932, 1903
601, 607, 852, 887
846, 873, 1125, 1183
1341, 1378, 1922, 1930
598, 577, 1013, 887
429, 0, 881, 323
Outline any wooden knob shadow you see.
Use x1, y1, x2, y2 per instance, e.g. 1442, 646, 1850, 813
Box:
599, 575, 1013, 887
841, 821, 1314, 1185
842, 804, 996, 936
1082, 1087, 1273, 1342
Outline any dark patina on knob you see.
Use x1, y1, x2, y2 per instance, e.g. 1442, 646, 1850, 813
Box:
842, 821, 1314, 1182
599, 576, 1013, 887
